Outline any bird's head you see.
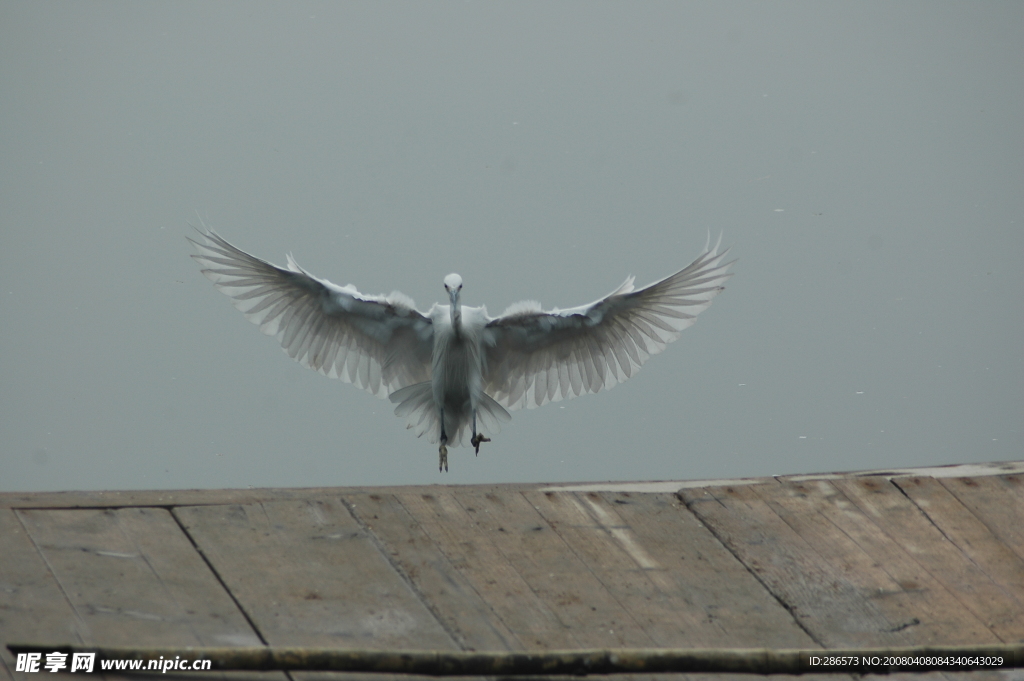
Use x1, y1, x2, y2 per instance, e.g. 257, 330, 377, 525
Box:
444, 273, 463, 325
443, 273, 463, 306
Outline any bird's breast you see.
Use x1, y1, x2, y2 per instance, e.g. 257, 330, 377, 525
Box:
432, 322, 484, 408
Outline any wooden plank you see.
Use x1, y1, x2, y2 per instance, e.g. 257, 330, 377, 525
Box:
681, 482, 915, 647
938, 475, 1024, 563
0, 487, 351, 510
835, 475, 1019, 639
681, 483, 1005, 681
522, 492, 847, 681
845, 476, 1024, 641
399, 491, 696, 681
10, 508, 278, 681
15, 508, 264, 646
174, 498, 459, 681
4, 462, 1020, 510
936, 474, 1024, 681
751, 481, 961, 643
0, 483, 547, 511
173, 499, 455, 648
520, 490, 711, 647
1, 468, 1020, 681
342, 492, 519, 651
393, 490, 588, 649
583, 491, 815, 648
765, 479, 998, 643
453, 489, 660, 647
0, 509, 88, 681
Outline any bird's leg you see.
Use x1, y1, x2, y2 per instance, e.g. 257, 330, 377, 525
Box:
438, 411, 448, 472
470, 410, 490, 456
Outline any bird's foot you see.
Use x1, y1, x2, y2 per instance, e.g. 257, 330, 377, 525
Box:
470, 433, 490, 456
438, 444, 448, 472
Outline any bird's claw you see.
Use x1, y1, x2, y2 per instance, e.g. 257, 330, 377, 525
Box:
438, 444, 448, 472
471, 433, 490, 455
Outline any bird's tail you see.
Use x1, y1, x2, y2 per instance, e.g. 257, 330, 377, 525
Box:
389, 383, 511, 446
390, 382, 440, 442
474, 392, 512, 439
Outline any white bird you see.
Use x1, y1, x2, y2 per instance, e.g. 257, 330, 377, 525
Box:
190, 229, 735, 471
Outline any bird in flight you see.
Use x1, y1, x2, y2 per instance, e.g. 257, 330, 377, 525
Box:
190, 229, 734, 471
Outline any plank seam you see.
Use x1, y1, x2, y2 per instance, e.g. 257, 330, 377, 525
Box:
438, 491, 592, 649
165, 506, 287, 678
673, 491, 828, 649
524, 492, 658, 644
935, 477, 1024, 565
751, 484, 925, 640
889, 477, 1024, 636
796, 481, 986, 639
12, 510, 91, 643
338, 496, 470, 652
889, 480, 967, 552
386, 493, 536, 651
880, 475, 1024, 639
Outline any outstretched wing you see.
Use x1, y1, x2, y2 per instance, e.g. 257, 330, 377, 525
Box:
483, 236, 734, 410
190, 229, 434, 398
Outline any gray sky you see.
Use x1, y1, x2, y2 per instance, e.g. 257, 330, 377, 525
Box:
2, 2, 1021, 492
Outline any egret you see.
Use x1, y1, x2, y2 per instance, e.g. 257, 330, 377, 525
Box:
190, 229, 734, 471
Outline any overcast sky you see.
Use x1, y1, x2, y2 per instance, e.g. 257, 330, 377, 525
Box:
2, 2, 1021, 492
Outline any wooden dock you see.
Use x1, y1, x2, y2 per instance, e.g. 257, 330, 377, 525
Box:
2, 461, 1022, 680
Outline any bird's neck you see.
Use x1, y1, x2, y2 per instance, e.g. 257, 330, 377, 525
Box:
449, 302, 464, 341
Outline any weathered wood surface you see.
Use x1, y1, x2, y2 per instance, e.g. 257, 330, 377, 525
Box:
841, 477, 1024, 642
2, 461, 1020, 511
0, 508, 282, 681
2, 463, 1021, 681
0, 510, 89, 668
174, 499, 460, 681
